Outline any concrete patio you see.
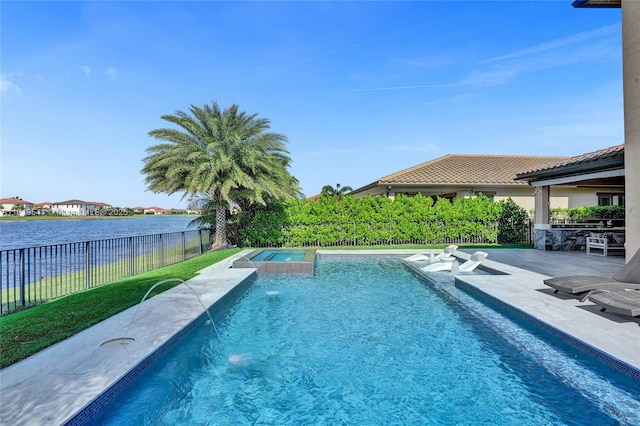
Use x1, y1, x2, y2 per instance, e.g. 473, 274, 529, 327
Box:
0, 248, 638, 425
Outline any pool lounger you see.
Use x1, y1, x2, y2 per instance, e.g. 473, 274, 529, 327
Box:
543, 248, 640, 302
421, 251, 488, 273
588, 290, 640, 318
405, 245, 458, 262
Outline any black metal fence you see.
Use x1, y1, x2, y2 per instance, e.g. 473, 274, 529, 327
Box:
0, 230, 210, 315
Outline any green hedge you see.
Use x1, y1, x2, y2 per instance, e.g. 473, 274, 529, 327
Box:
235, 194, 522, 247
550, 205, 624, 223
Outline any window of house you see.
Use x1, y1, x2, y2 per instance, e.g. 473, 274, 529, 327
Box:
597, 193, 624, 207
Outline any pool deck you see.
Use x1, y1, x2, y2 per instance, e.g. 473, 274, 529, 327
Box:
1, 249, 639, 425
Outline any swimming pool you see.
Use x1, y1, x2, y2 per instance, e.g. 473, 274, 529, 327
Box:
89, 257, 639, 425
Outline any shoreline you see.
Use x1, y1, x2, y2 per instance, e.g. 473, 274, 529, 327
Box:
0, 214, 195, 222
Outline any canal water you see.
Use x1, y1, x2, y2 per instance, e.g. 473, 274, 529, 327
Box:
0, 216, 197, 250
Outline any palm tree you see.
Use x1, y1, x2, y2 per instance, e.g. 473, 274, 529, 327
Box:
142, 102, 300, 249
320, 183, 353, 200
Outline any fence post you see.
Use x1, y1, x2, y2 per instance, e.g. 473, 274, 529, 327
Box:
128, 236, 134, 277
19, 249, 26, 308
182, 232, 186, 262
353, 222, 356, 246
159, 234, 164, 267
85, 242, 91, 290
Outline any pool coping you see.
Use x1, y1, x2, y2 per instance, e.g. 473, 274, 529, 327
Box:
0, 249, 638, 425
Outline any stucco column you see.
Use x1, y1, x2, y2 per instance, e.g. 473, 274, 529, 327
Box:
533, 185, 550, 250
534, 185, 550, 225
622, 0, 640, 261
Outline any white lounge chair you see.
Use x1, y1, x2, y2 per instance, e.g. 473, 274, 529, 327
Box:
405, 245, 458, 262
421, 251, 488, 273
457, 251, 488, 272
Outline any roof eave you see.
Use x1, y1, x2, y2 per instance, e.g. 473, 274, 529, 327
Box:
572, 0, 621, 8
349, 181, 382, 195
515, 157, 624, 181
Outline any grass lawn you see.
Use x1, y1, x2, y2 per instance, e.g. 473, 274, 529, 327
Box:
0, 248, 241, 369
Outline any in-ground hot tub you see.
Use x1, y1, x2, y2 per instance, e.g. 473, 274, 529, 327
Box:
233, 249, 316, 273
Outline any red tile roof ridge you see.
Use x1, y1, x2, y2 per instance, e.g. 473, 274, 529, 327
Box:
0, 197, 35, 205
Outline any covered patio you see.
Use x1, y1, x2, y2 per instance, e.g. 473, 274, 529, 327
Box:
515, 145, 626, 254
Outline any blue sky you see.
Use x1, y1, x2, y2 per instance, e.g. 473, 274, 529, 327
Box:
1, 1, 623, 208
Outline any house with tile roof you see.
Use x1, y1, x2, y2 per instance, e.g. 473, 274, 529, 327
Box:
34, 202, 53, 215
349, 154, 607, 213
143, 206, 170, 215
0, 197, 35, 216
51, 200, 101, 216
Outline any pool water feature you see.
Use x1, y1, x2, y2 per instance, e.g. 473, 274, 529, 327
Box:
233, 249, 316, 273
89, 257, 639, 425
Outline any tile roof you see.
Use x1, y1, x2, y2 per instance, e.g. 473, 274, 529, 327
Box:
0, 197, 35, 205
375, 154, 569, 186
515, 144, 624, 180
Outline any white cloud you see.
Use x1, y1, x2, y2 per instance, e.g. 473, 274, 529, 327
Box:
104, 67, 117, 80
484, 24, 620, 64
80, 66, 91, 77
351, 24, 620, 94
0, 74, 21, 94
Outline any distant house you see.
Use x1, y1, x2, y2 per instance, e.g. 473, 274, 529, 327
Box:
51, 200, 99, 216
93, 201, 113, 209
34, 202, 53, 215
0, 197, 35, 216
144, 206, 169, 215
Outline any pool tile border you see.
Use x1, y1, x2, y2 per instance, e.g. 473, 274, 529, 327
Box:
63, 311, 204, 426
456, 279, 640, 383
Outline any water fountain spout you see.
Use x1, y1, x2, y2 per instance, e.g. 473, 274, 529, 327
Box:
101, 278, 185, 348
100, 278, 244, 365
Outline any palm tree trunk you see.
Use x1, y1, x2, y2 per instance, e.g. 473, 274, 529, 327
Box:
212, 206, 229, 250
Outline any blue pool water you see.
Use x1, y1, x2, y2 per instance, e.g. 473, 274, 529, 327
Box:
250, 249, 307, 261
91, 257, 639, 425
